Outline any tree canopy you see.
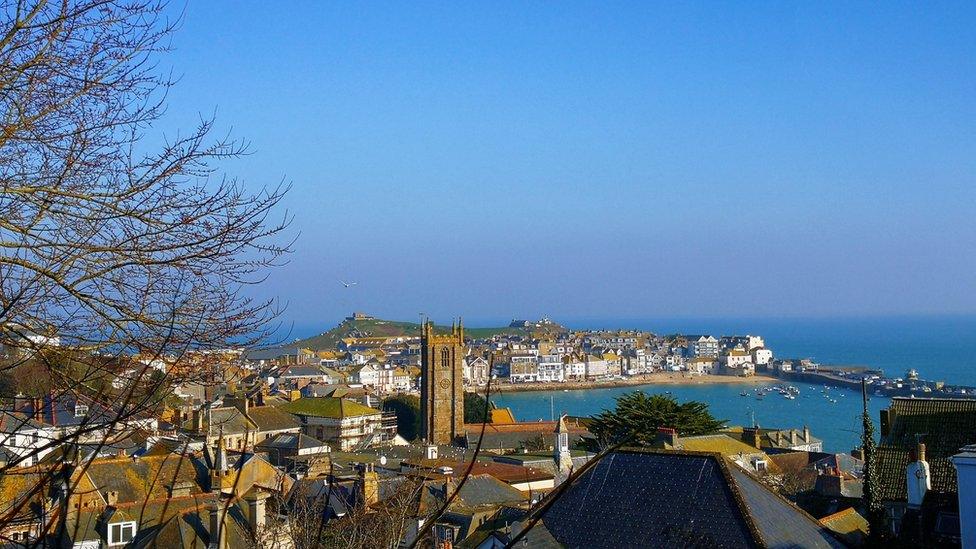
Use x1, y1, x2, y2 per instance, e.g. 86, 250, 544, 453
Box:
588, 391, 725, 448
383, 394, 421, 441
464, 391, 494, 424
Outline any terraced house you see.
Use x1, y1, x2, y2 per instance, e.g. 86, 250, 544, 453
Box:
874, 397, 976, 544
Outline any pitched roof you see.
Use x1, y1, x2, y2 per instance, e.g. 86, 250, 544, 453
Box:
181, 406, 255, 436
819, 507, 869, 547
490, 408, 516, 425
246, 405, 300, 433
81, 453, 205, 504
673, 434, 769, 458
280, 397, 381, 419
256, 432, 327, 452
875, 397, 976, 502
420, 474, 528, 512
528, 449, 842, 548
0, 410, 50, 433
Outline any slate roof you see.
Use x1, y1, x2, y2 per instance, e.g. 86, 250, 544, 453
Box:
181, 406, 255, 436
281, 397, 380, 419
875, 397, 976, 502
82, 453, 205, 503
463, 421, 591, 452
420, 474, 528, 512
281, 365, 326, 378
0, 410, 50, 433
246, 405, 300, 432
402, 457, 553, 485
256, 432, 327, 452
528, 449, 843, 549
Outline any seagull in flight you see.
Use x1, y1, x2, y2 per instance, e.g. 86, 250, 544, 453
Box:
338, 280, 358, 288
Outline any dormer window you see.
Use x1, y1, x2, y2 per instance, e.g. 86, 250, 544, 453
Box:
74, 404, 89, 417
108, 521, 136, 546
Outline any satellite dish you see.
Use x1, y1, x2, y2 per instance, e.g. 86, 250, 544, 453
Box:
379, 455, 387, 466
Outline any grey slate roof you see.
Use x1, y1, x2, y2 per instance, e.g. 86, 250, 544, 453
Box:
529, 449, 843, 549
876, 397, 976, 502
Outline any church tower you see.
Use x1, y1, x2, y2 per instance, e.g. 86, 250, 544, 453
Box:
420, 318, 465, 445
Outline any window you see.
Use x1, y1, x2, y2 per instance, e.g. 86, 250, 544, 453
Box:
74, 404, 89, 417
108, 521, 136, 545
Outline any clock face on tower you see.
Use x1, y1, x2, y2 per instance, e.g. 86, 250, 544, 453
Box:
439, 378, 451, 389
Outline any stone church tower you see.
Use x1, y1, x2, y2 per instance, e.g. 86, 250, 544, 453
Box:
420, 318, 465, 445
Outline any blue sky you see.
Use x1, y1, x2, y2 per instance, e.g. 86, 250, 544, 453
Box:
157, 2, 975, 329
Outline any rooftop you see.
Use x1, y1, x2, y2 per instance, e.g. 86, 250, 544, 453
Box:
523, 448, 843, 548
280, 397, 381, 419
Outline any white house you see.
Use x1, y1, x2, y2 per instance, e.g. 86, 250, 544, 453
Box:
752, 348, 773, 367
686, 357, 718, 375
509, 355, 539, 383
352, 362, 381, 386
537, 354, 565, 383
563, 356, 586, 380
463, 356, 490, 386
0, 411, 57, 467
584, 356, 610, 379
685, 335, 719, 358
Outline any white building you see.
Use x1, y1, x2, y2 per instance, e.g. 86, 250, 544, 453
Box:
463, 356, 490, 386
0, 411, 57, 467
952, 444, 976, 548
537, 354, 565, 382
752, 348, 773, 367
685, 335, 719, 358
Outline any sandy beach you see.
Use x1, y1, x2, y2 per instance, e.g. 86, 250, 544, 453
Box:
490, 373, 778, 393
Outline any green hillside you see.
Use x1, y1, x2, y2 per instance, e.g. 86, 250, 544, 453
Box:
251, 316, 566, 358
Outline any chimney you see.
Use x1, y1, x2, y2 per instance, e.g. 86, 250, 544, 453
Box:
951, 444, 976, 549
655, 427, 678, 447
743, 426, 762, 449
879, 409, 892, 438
244, 490, 270, 535
790, 430, 798, 446
803, 425, 810, 442
105, 490, 118, 506
816, 470, 844, 497
209, 500, 228, 549
443, 476, 456, 503
357, 464, 379, 507
906, 442, 931, 509
192, 407, 203, 434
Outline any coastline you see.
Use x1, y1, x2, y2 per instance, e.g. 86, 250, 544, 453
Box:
489, 373, 777, 393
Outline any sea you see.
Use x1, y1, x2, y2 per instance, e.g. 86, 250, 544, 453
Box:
492, 315, 976, 453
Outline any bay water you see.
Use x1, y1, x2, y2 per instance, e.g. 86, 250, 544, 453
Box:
493, 315, 976, 453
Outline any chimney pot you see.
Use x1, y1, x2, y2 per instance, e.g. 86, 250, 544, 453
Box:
245, 490, 270, 536
209, 500, 228, 549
